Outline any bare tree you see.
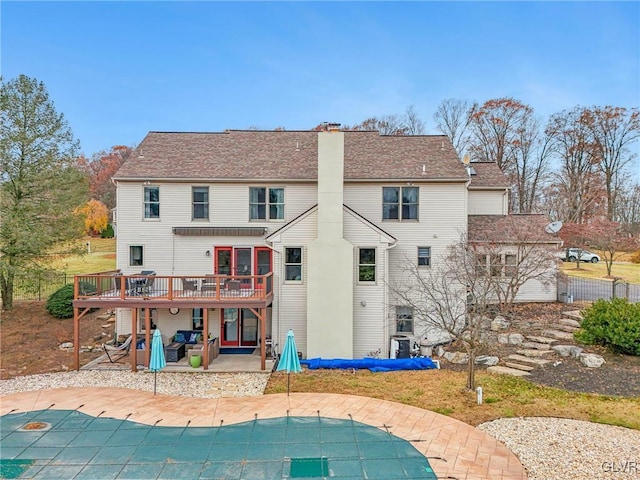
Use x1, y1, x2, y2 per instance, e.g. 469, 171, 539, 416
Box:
546, 107, 605, 223
403, 105, 426, 135
389, 239, 492, 390
433, 98, 472, 156
467, 98, 534, 173
615, 182, 640, 235
581, 106, 640, 220
511, 115, 553, 213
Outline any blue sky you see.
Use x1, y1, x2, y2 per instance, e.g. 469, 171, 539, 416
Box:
2, 1, 639, 158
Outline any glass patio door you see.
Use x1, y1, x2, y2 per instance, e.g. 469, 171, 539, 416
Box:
221, 309, 239, 346
255, 247, 272, 291
235, 248, 252, 287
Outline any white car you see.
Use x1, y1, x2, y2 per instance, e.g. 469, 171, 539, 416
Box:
559, 248, 600, 263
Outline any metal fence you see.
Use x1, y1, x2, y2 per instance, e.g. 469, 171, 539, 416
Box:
10, 272, 72, 302
558, 276, 640, 304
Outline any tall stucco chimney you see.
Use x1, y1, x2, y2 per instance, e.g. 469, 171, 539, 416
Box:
306, 130, 354, 359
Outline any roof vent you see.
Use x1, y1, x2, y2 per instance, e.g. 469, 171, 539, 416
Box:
322, 122, 341, 132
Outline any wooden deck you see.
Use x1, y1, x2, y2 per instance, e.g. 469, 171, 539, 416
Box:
72, 272, 273, 309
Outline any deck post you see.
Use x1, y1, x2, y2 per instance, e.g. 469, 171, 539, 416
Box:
131, 308, 137, 372
203, 308, 209, 370
144, 308, 151, 367
73, 307, 80, 371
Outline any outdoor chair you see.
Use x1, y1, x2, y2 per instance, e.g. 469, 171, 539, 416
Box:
140, 273, 155, 295
102, 335, 134, 363
182, 278, 197, 291
201, 275, 217, 292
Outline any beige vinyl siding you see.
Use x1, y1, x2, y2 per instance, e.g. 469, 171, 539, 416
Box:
268, 209, 317, 356
344, 210, 390, 358
468, 190, 507, 215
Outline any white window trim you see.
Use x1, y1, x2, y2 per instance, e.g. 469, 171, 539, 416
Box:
192, 186, 210, 222
357, 247, 377, 284
143, 185, 160, 221
382, 186, 419, 222
249, 186, 286, 222
396, 306, 414, 334
283, 246, 303, 283
129, 244, 145, 267
417, 246, 431, 267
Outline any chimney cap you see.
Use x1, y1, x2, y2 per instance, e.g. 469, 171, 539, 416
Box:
322, 122, 341, 132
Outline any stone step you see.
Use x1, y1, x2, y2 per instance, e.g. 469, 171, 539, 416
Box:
549, 324, 579, 333
505, 362, 535, 372
563, 311, 583, 322
542, 329, 575, 341
559, 318, 581, 328
507, 354, 552, 366
487, 365, 531, 377
521, 341, 551, 350
525, 335, 558, 345
516, 349, 555, 357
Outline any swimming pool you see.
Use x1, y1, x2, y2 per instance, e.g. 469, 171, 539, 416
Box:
0, 409, 437, 479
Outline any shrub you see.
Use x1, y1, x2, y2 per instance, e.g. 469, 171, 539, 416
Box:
101, 224, 115, 238
630, 250, 640, 264
575, 298, 640, 356
45, 282, 97, 319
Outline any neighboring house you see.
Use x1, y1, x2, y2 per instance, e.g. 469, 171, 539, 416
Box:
72, 127, 559, 370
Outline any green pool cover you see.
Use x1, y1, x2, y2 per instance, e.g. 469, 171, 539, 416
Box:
0, 409, 437, 479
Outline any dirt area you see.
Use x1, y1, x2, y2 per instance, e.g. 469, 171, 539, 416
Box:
0, 301, 113, 379
1, 301, 639, 398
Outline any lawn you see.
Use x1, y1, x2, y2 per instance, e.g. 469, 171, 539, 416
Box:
266, 369, 640, 430
560, 260, 640, 284
47, 237, 116, 274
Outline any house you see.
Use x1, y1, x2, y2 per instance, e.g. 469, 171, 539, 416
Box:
72, 126, 560, 371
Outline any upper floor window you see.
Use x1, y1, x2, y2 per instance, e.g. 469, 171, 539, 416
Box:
250, 187, 284, 220
284, 247, 302, 281
358, 248, 376, 282
144, 186, 160, 219
130, 245, 144, 266
418, 247, 431, 267
192, 187, 209, 220
382, 186, 418, 221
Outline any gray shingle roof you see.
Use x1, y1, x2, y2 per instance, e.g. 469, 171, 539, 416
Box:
114, 130, 475, 182
468, 215, 562, 244
467, 162, 511, 188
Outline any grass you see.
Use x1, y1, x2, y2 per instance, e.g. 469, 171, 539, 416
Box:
560, 260, 640, 284
265, 369, 640, 430
47, 237, 116, 274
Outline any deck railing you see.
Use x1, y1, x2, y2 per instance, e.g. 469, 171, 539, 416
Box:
74, 271, 273, 302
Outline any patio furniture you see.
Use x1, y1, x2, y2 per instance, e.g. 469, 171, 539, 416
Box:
164, 341, 186, 362
186, 337, 220, 365
182, 278, 197, 291
102, 335, 134, 363
201, 275, 217, 292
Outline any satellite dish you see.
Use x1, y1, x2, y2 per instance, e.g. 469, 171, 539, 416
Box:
462, 154, 470, 165
545, 221, 563, 234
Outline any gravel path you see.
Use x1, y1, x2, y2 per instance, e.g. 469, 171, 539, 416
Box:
2, 372, 639, 479
479, 417, 640, 480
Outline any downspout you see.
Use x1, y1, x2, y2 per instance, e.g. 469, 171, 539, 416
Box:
384, 239, 398, 358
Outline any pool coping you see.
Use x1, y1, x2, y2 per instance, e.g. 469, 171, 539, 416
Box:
0, 388, 527, 479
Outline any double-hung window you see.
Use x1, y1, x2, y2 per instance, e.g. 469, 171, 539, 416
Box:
358, 248, 376, 282
192, 187, 209, 220
144, 186, 160, 219
382, 186, 418, 220
396, 306, 413, 333
505, 254, 517, 277
130, 245, 144, 266
418, 247, 431, 267
284, 247, 302, 281
250, 187, 284, 220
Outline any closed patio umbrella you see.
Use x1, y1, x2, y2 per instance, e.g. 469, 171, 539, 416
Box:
276, 329, 302, 396
149, 329, 166, 395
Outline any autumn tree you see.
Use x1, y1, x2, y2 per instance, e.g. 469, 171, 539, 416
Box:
546, 108, 605, 223
0, 75, 88, 310
581, 106, 640, 220
615, 182, 640, 235
433, 98, 473, 157
76, 199, 109, 236
77, 145, 131, 210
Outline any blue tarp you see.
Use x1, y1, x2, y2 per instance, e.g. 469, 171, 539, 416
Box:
300, 357, 438, 372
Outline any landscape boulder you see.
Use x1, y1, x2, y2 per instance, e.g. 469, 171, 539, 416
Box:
579, 353, 606, 368
552, 345, 584, 358
443, 351, 469, 364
